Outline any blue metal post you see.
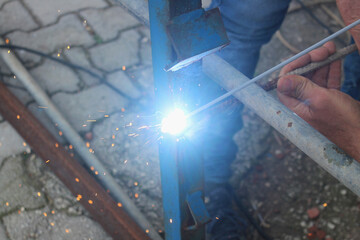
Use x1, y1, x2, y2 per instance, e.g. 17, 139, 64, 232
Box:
148, 0, 209, 239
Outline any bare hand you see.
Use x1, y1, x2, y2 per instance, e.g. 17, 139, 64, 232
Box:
277, 42, 360, 161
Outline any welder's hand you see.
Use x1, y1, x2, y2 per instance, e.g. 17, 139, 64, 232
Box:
277, 42, 360, 162
336, 0, 360, 49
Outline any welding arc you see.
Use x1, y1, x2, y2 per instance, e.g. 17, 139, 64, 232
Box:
186, 19, 360, 119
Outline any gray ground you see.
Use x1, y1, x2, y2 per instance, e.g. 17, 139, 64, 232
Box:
0, 0, 359, 239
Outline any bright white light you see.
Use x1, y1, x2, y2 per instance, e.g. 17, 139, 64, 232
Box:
161, 109, 187, 135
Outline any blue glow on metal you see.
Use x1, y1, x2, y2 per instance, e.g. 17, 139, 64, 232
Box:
161, 108, 187, 135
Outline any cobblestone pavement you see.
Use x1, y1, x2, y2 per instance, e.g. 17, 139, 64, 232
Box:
0, 0, 359, 240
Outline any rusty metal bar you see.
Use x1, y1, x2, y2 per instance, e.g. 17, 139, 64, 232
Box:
0, 81, 151, 240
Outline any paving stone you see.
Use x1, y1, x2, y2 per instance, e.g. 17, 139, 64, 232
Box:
0, 0, 10, 7
23, 0, 108, 25
51, 84, 129, 132
0, 122, 28, 162
0, 57, 11, 75
127, 66, 154, 92
63, 47, 103, 87
139, 27, 152, 66
0, 224, 9, 240
3, 207, 111, 240
40, 171, 78, 208
91, 112, 163, 230
0, 1, 38, 34
0, 156, 46, 216
6, 14, 95, 65
29, 58, 80, 93
107, 70, 141, 99
80, 6, 140, 42
2, 76, 34, 105
27, 102, 66, 144
89, 29, 140, 72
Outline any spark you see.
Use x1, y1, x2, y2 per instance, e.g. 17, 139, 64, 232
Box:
121, 108, 125, 112
55, 143, 59, 148
76, 195, 82, 201
122, 66, 126, 71
161, 109, 187, 135
65, 229, 70, 233
88, 200, 93, 205
69, 145, 73, 149
86, 142, 90, 148
323, 203, 328, 207
146, 229, 150, 234
67, 45, 71, 50
43, 212, 47, 217
104, 115, 109, 118
50, 222, 55, 226
75, 178, 80, 182
169, 219, 173, 223
51, 210, 55, 214
59, 131, 63, 136
5, 38, 9, 44
134, 182, 138, 186
22, 142, 27, 147
46, 160, 50, 163
5, 202, 9, 207
16, 115, 20, 119
112, 134, 115, 139
134, 193, 139, 198
95, 171, 98, 175
37, 192, 41, 197
117, 203, 122, 207
7, 50, 10, 54
90, 166, 95, 171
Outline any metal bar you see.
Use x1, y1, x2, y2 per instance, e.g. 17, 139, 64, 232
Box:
0, 81, 150, 240
0, 38, 162, 240
202, 54, 360, 197
148, 0, 206, 239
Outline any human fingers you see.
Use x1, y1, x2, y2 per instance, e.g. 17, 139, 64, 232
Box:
327, 59, 342, 90
277, 75, 323, 121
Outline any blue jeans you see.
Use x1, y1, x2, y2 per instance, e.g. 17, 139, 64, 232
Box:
342, 39, 360, 100
203, 0, 291, 185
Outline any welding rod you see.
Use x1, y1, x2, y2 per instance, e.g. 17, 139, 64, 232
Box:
259, 43, 358, 91
186, 18, 360, 118
0, 38, 162, 240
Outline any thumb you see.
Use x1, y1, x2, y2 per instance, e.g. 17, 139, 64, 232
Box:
277, 75, 319, 101
277, 75, 322, 119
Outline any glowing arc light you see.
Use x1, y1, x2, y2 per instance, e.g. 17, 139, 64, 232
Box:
161, 109, 187, 135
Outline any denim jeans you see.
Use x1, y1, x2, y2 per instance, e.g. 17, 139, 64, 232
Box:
342, 39, 360, 100
203, 0, 291, 185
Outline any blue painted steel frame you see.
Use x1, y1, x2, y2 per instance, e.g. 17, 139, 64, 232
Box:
148, 0, 208, 239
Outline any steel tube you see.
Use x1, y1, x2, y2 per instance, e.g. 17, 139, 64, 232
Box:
202, 54, 360, 197
0, 38, 162, 240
